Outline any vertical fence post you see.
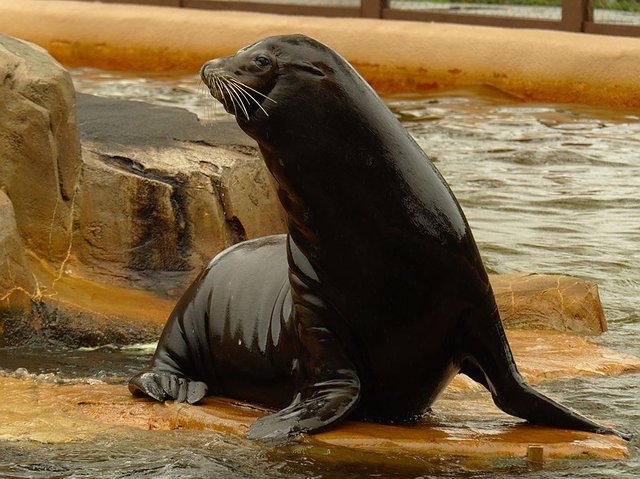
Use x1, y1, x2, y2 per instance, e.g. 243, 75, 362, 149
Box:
360, 0, 387, 19
561, 0, 593, 32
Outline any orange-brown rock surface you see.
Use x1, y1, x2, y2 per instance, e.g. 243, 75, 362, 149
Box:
2, 327, 638, 460
491, 273, 607, 334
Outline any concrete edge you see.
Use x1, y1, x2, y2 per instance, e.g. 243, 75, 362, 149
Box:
1, 0, 640, 107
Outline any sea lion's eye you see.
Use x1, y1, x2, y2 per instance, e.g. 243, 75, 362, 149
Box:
254, 56, 271, 68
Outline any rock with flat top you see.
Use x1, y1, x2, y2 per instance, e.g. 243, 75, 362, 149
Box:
73, 93, 285, 291
1, 328, 637, 459
490, 273, 607, 334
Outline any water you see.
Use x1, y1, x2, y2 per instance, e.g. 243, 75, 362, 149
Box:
1, 70, 639, 477
387, 89, 640, 354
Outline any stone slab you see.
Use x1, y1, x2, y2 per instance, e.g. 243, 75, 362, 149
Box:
491, 273, 607, 334
2, 327, 637, 460
76, 92, 254, 148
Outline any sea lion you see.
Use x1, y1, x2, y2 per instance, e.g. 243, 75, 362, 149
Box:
129, 34, 629, 441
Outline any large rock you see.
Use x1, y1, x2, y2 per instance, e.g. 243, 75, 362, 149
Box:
0, 33, 81, 269
491, 273, 607, 334
0, 191, 34, 309
72, 94, 285, 291
0, 32, 285, 297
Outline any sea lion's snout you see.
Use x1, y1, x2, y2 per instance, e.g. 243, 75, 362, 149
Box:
200, 59, 224, 88
200, 58, 234, 112
200, 52, 278, 121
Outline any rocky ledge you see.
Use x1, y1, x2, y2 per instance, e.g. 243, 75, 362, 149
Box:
1, 329, 638, 459
1, 33, 286, 344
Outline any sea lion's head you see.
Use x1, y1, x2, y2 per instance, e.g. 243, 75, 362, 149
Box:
200, 34, 395, 200
200, 38, 280, 122
200, 35, 374, 144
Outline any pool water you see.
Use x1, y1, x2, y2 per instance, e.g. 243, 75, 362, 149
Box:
0, 70, 638, 478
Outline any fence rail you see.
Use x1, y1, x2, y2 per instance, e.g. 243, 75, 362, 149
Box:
85, 0, 640, 37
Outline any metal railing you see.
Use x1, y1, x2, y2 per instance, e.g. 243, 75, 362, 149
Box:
74, 0, 640, 36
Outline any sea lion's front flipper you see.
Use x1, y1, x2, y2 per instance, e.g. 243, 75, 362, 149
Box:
461, 310, 631, 440
245, 237, 362, 442
247, 302, 361, 441
246, 368, 360, 442
129, 370, 208, 404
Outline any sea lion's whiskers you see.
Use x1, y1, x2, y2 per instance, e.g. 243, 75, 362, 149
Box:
200, 83, 207, 118
225, 81, 257, 115
223, 80, 251, 120
219, 77, 246, 118
222, 78, 252, 121
225, 78, 271, 118
199, 81, 217, 121
218, 78, 240, 118
231, 84, 270, 118
212, 75, 231, 113
213, 76, 229, 109
227, 77, 278, 104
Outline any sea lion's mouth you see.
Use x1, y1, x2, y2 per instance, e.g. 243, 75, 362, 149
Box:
200, 64, 275, 121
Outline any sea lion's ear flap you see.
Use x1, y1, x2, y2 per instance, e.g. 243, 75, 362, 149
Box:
293, 61, 327, 78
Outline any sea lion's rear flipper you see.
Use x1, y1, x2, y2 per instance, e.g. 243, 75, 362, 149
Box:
129, 370, 208, 404
460, 311, 631, 440
247, 298, 361, 442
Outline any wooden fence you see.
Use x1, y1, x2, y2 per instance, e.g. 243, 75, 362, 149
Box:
84, 0, 640, 37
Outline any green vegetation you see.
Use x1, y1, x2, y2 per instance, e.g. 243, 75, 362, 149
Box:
595, 0, 640, 11
411, 0, 640, 12
419, 0, 560, 5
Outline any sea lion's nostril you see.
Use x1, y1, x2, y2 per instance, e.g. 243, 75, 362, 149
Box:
200, 59, 224, 83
